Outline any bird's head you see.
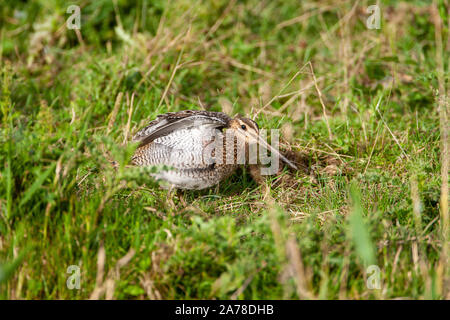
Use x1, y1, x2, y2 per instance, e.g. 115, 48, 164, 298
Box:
228, 115, 297, 170
228, 116, 260, 145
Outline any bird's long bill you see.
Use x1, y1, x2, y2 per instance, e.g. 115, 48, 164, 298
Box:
245, 129, 298, 170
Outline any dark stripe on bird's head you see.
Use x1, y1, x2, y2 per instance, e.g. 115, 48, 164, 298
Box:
236, 116, 259, 132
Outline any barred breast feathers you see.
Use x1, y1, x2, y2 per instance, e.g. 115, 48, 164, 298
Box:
131, 111, 231, 169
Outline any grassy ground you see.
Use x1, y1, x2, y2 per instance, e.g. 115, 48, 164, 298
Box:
0, 0, 448, 299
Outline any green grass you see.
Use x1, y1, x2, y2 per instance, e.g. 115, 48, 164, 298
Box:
0, 0, 448, 299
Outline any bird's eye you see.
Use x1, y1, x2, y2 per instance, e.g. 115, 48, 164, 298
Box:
241, 124, 247, 130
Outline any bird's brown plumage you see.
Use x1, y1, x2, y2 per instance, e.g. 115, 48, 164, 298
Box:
131, 110, 296, 190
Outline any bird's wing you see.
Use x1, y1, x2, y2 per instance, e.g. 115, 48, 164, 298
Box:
132, 110, 231, 147
131, 126, 221, 168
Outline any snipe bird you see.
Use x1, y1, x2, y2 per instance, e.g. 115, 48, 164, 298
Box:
131, 110, 296, 190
